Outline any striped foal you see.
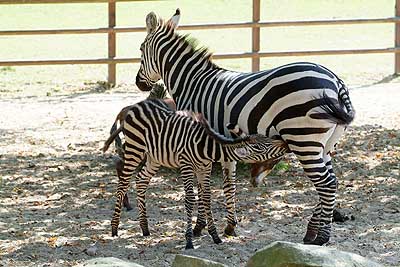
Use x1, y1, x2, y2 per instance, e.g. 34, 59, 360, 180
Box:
105, 98, 288, 249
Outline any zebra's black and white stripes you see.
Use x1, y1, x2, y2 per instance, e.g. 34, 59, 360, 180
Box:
135, 9, 355, 245
106, 99, 288, 249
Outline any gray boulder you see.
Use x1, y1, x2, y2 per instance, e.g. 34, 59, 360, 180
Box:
77, 257, 144, 267
246, 241, 382, 267
173, 254, 228, 267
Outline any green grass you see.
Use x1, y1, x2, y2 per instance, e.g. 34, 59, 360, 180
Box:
0, 66, 15, 72
0, 0, 398, 89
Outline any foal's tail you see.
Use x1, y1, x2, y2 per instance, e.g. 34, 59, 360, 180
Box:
102, 105, 133, 154
102, 124, 123, 153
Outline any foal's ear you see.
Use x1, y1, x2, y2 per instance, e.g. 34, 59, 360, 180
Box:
167, 8, 181, 29
146, 12, 158, 34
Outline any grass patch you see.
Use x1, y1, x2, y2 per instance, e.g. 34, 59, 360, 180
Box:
0, 66, 15, 72
273, 161, 290, 172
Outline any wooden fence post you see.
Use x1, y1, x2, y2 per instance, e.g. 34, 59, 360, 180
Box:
252, 0, 260, 72
108, 0, 116, 85
396, 0, 400, 74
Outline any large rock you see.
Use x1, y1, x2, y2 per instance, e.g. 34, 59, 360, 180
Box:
77, 257, 144, 267
172, 254, 228, 267
246, 241, 382, 267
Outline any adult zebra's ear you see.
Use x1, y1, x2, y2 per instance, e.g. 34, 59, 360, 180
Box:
167, 8, 181, 29
146, 12, 158, 34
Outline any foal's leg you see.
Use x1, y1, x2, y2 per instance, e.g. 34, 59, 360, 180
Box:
199, 167, 222, 244
193, 182, 207, 237
180, 165, 196, 249
111, 151, 143, 236
221, 161, 238, 236
115, 157, 133, 211
135, 159, 159, 236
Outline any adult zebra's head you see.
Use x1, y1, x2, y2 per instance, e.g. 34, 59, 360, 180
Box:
136, 9, 181, 91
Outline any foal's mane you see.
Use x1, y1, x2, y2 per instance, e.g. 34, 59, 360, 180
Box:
175, 110, 251, 146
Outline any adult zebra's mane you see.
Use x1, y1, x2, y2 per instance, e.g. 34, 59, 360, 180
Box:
159, 21, 220, 70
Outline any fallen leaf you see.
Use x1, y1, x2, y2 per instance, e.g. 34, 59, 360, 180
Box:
48, 236, 58, 247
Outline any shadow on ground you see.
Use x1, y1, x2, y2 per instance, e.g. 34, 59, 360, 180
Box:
0, 125, 399, 266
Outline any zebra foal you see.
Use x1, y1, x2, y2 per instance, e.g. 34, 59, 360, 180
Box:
105, 98, 288, 249
103, 83, 175, 211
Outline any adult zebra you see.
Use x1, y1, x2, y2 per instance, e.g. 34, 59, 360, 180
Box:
135, 9, 355, 245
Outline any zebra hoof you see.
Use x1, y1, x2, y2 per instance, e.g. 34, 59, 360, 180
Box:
213, 236, 222, 244
303, 228, 318, 244
193, 223, 206, 237
308, 225, 331, 245
185, 241, 194, 250
303, 238, 315, 244
310, 235, 330, 246
142, 230, 150, 237
223, 225, 237, 237
193, 228, 203, 237
111, 228, 118, 237
125, 206, 133, 211
122, 194, 132, 211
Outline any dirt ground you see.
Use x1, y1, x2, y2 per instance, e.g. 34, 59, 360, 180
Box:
0, 82, 399, 267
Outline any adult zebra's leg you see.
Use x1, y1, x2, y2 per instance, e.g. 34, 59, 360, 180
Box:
222, 161, 238, 236
180, 165, 196, 249
199, 168, 222, 245
193, 182, 207, 237
135, 159, 159, 236
311, 152, 339, 245
303, 203, 321, 243
295, 147, 337, 246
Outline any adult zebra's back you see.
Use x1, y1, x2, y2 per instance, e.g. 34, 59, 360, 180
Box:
135, 9, 355, 245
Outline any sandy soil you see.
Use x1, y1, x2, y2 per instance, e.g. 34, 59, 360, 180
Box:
0, 83, 399, 267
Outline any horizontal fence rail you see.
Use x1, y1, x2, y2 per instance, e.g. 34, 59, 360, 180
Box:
2, 17, 400, 36
1, 0, 400, 83
2, 47, 400, 66
0, 0, 148, 3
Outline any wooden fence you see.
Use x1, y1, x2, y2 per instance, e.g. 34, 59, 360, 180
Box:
1, 0, 400, 84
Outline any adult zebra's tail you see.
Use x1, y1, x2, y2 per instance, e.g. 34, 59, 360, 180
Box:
338, 79, 355, 119
311, 90, 355, 126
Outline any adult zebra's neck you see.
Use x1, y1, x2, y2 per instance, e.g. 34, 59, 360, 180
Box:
154, 27, 223, 107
